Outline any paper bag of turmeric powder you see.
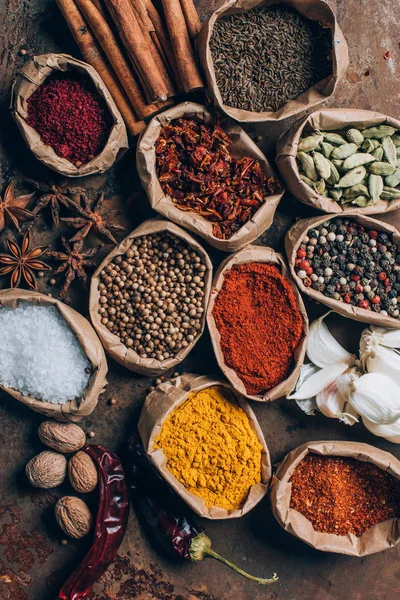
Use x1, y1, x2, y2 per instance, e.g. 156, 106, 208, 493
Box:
10, 53, 128, 177
270, 440, 400, 556
206, 245, 309, 402
136, 102, 284, 252
0, 289, 107, 422
138, 373, 271, 519
197, 0, 348, 123
89, 219, 213, 376
285, 212, 400, 329
276, 108, 400, 214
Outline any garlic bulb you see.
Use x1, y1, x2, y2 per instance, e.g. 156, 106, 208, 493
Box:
360, 326, 400, 387
348, 373, 400, 424
363, 416, 400, 444
307, 311, 356, 368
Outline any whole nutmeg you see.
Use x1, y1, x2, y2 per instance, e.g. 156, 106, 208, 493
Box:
68, 451, 98, 493
55, 496, 93, 539
26, 451, 67, 489
38, 421, 86, 453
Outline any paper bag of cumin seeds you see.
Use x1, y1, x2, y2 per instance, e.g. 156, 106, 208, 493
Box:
276, 108, 400, 214
198, 0, 348, 123
0, 289, 108, 422
285, 212, 400, 329
270, 440, 400, 556
10, 53, 128, 177
137, 102, 284, 252
89, 219, 213, 376
138, 373, 271, 519
207, 245, 309, 402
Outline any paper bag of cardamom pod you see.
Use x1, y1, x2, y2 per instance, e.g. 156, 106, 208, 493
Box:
0, 289, 107, 422
138, 373, 271, 519
136, 102, 284, 252
270, 440, 400, 556
285, 212, 400, 328
198, 0, 348, 123
10, 53, 128, 177
276, 108, 400, 214
89, 219, 213, 376
207, 245, 309, 402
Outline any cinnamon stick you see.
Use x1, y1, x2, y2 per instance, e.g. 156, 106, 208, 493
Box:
179, 0, 201, 39
56, 0, 145, 136
161, 0, 203, 93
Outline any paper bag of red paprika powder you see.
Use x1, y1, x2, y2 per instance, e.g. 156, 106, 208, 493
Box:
0, 288, 108, 422
285, 212, 400, 329
10, 53, 128, 177
276, 108, 400, 214
138, 373, 271, 519
207, 245, 309, 402
270, 440, 400, 556
197, 0, 348, 123
136, 101, 284, 252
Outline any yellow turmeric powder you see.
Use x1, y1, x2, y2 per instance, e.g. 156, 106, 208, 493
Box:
154, 385, 263, 511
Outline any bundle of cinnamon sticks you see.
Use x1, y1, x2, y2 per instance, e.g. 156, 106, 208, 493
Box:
56, 0, 203, 136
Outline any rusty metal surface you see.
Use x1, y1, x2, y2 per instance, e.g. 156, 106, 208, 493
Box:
0, 1, 400, 599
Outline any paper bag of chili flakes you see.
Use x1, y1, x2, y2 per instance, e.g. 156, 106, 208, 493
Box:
276, 108, 400, 214
197, 0, 348, 123
0, 289, 108, 422
138, 373, 271, 519
10, 53, 128, 178
207, 245, 309, 402
270, 440, 400, 556
285, 212, 400, 329
136, 101, 284, 252
89, 219, 213, 376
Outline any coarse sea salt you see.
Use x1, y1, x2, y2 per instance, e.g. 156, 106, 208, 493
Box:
0, 303, 90, 404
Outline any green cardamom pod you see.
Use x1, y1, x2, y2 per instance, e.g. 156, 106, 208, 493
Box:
342, 153, 375, 171
368, 174, 384, 202
300, 174, 316, 188
297, 152, 318, 181
361, 125, 397, 139
372, 147, 384, 161
314, 179, 326, 194
352, 196, 373, 207
346, 128, 364, 145
361, 139, 375, 153
392, 135, 400, 148
382, 136, 397, 167
298, 134, 324, 153
396, 147, 400, 157
331, 143, 359, 160
322, 132, 347, 146
312, 151, 331, 179
335, 166, 367, 188
331, 158, 344, 170
381, 186, 400, 200
320, 142, 334, 158
385, 169, 400, 188
326, 160, 340, 185
343, 184, 370, 199
369, 162, 396, 176
329, 189, 343, 201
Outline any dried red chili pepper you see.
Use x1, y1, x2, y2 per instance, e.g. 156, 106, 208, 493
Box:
57, 445, 129, 600
155, 118, 282, 239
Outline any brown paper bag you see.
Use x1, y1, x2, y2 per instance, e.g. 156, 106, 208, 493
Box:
270, 440, 400, 556
138, 373, 271, 519
89, 219, 213, 376
10, 53, 129, 177
207, 245, 309, 402
136, 102, 284, 252
198, 0, 348, 123
285, 212, 400, 328
276, 108, 400, 214
0, 289, 108, 422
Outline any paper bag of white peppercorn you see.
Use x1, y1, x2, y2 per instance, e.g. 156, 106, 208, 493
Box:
11, 53, 128, 178
270, 440, 400, 556
285, 213, 400, 329
207, 245, 309, 402
276, 108, 400, 214
198, 0, 348, 123
138, 373, 271, 519
89, 219, 213, 376
137, 102, 284, 252
0, 289, 108, 422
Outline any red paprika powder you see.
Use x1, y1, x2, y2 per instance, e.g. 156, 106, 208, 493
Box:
27, 74, 111, 166
212, 262, 304, 396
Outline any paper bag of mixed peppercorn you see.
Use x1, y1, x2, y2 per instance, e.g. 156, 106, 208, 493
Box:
197, 0, 348, 123
276, 108, 400, 214
270, 440, 400, 556
11, 53, 128, 177
0, 288, 108, 422
285, 213, 400, 328
138, 373, 271, 519
137, 102, 284, 252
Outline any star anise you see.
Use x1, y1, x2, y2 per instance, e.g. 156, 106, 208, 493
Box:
61, 192, 126, 244
0, 182, 35, 232
27, 179, 84, 226
48, 237, 103, 298
0, 230, 50, 289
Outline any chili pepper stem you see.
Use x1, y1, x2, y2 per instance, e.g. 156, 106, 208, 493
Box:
189, 533, 278, 586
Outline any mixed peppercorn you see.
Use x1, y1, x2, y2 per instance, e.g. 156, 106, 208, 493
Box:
294, 218, 400, 318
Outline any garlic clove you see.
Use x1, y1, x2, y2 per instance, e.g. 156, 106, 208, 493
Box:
349, 373, 400, 424
288, 362, 349, 400
362, 416, 400, 444
370, 325, 400, 348
307, 312, 355, 369
315, 374, 359, 425
295, 397, 318, 416
363, 344, 400, 388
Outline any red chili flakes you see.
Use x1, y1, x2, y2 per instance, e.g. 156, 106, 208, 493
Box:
384, 51, 391, 60
290, 454, 400, 537
155, 118, 282, 240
